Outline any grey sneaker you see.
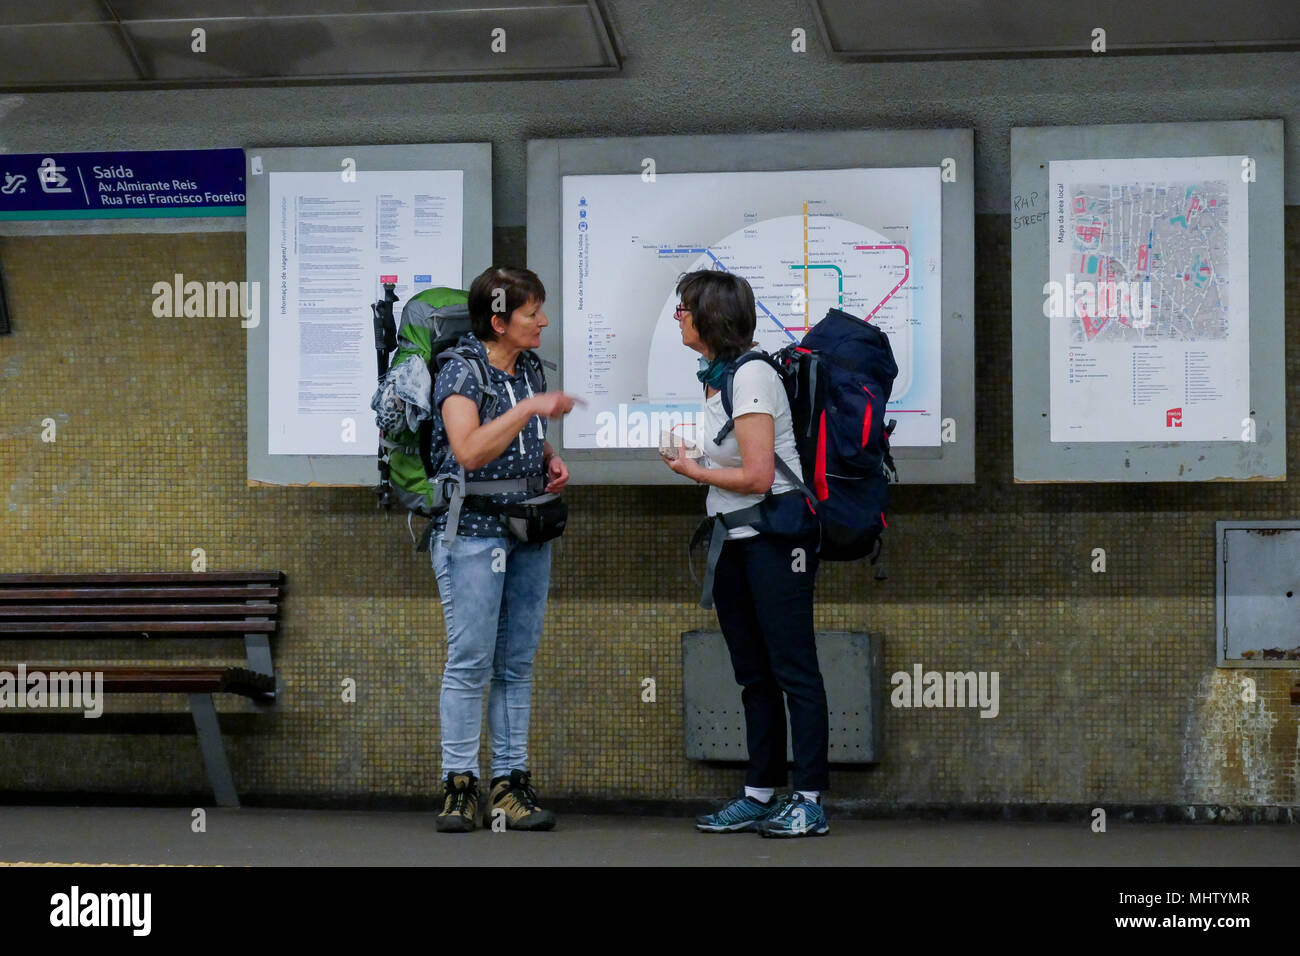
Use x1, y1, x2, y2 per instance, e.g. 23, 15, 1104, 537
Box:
696, 793, 779, 833
757, 792, 829, 837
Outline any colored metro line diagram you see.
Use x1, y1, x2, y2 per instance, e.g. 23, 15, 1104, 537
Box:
785, 202, 913, 331
644, 213, 918, 397
646, 233, 911, 342
562, 167, 943, 449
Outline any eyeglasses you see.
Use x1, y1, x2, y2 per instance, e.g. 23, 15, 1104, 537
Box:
674, 303, 691, 317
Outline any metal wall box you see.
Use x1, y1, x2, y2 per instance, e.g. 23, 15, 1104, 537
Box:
1217, 520, 1300, 668
682, 630, 883, 762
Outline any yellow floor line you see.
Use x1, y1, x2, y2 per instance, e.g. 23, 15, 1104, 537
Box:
0, 861, 218, 867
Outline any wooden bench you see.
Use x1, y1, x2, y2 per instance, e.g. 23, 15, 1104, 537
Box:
0, 571, 284, 807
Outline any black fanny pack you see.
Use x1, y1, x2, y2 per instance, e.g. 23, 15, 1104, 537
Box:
500, 493, 568, 543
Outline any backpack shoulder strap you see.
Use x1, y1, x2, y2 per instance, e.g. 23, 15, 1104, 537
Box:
714, 351, 783, 445
519, 349, 548, 394
435, 345, 497, 419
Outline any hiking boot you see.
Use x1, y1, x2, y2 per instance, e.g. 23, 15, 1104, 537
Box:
436, 772, 480, 832
696, 793, 779, 833
758, 792, 829, 838
488, 770, 557, 831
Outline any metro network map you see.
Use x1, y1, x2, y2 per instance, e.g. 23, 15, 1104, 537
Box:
1048, 156, 1249, 444
561, 167, 942, 450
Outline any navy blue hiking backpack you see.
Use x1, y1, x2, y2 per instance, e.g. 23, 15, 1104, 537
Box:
691, 307, 899, 608
718, 307, 898, 558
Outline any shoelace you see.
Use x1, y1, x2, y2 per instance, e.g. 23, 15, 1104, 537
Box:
447, 781, 476, 814
714, 796, 758, 824
770, 795, 803, 821
509, 773, 540, 811
729, 797, 758, 822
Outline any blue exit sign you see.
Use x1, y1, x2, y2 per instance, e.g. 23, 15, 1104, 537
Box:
0, 148, 245, 220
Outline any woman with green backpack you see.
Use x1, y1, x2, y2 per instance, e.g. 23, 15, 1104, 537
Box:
430, 266, 579, 833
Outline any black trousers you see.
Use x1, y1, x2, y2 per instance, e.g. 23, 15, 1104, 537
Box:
711, 529, 829, 791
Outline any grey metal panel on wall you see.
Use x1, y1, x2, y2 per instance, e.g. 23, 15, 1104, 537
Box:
1010, 120, 1285, 482
244, 142, 491, 486
682, 630, 884, 763
1216, 520, 1300, 668
527, 129, 975, 485
0, 1, 621, 89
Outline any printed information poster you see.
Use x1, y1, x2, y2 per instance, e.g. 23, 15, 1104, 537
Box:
1047, 155, 1248, 443
266, 170, 463, 455
561, 167, 942, 450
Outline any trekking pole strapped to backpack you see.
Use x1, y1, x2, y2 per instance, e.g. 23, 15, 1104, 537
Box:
372, 283, 399, 510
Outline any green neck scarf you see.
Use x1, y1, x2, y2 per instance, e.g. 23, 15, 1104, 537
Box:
696, 354, 730, 391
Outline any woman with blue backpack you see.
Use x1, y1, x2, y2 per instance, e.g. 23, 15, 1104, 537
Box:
661, 269, 831, 837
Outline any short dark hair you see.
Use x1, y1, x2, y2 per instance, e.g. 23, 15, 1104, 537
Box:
675, 270, 756, 360
468, 266, 546, 340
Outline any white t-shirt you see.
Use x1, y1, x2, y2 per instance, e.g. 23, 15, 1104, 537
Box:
698, 349, 802, 539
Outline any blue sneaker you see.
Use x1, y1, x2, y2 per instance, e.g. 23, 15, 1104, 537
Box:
758, 793, 829, 837
696, 794, 779, 833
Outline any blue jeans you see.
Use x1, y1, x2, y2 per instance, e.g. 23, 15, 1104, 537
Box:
431, 534, 553, 780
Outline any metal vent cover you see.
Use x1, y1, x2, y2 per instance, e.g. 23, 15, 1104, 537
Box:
682, 630, 883, 763
1216, 520, 1300, 668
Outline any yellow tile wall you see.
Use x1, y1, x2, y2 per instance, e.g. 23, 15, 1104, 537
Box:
0, 218, 1297, 806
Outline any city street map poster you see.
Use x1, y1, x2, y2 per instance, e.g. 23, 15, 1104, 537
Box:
1047, 155, 1248, 443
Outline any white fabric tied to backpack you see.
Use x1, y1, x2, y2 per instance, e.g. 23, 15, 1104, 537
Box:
369, 354, 433, 434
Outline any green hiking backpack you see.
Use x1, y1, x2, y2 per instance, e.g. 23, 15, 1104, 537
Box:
370, 286, 547, 551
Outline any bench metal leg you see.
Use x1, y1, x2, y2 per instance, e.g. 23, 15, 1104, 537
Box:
243, 633, 274, 678
188, 693, 240, 808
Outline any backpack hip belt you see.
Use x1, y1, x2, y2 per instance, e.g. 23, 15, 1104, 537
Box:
693, 455, 816, 610
418, 473, 549, 552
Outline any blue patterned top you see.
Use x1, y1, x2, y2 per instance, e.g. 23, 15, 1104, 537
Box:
431, 334, 548, 538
